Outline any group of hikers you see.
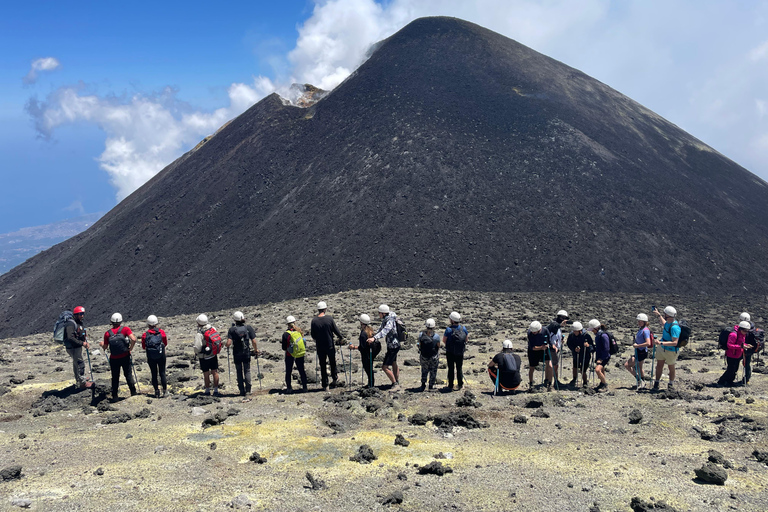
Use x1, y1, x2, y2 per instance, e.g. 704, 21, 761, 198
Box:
57, 302, 763, 401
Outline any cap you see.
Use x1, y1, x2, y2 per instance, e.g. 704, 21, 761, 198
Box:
110, 312, 123, 324
663, 306, 677, 317
449, 312, 461, 323
588, 319, 601, 330
556, 310, 569, 319
740, 312, 751, 322
636, 313, 649, 322
738, 321, 751, 330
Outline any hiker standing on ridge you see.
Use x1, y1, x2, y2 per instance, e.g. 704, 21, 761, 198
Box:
624, 314, 651, 389
368, 304, 401, 391
310, 301, 344, 391
527, 321, 550, 391
566, 322, 593, 388
194, 314, 223, 396
141, 315, 168, 398
443, 312, 469, 391
101, 313, 137, 401
227, 311, 258, 397
349, 314, 381, 388
417, 318, 441, 391
281, 316, 308, 394
546, 310, 569, 388
63, 306, 91, 389
488, 339, 522, 392
588, 319, 610, 392
652, 306, 681, 391
717, 320, 752, 387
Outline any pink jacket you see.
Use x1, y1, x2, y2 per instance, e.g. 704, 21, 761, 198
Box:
726, 324, 746, 359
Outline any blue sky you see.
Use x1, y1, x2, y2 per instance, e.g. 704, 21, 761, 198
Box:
2, 0, 767, 233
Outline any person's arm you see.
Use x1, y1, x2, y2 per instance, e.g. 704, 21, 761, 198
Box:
141, 333, 147, 350
128, 330, 137, 352
226, 328, 233, 348
101, 331, 109, 350
251, 327, 259, 355
726, 332, 740, 351
193, 332, 203, 355
665, 324, 680, 348
162, 331, 168, 346
374, 317, 394, 340
332, 320, 344, 342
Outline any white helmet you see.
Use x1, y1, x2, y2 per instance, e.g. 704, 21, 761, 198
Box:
286, 315, 296, 324
146, 315, 159, 326
503, 339, 513, 349
317, 301, 327, 310
233, 311, 245, 322
664, 306, 677, 317
588, 319, 601, 331
449, 312, 461, 323
359, 314, 371, 325
425, 318, 436, 329
572, 321, 583, 332
378, 304, 390, 314
740, 312, 751, 322
111, 312, 123, 324
529, 321, 542, 332
196, 314, 208, 326
738, 321, 751, 330
556, 310, 569, 318
636, 313, 649, 322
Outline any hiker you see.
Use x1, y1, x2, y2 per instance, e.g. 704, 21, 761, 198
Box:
588, 319, 610, 392
417, 318, 441, 391
310, 301, 344, 391
193, 314, 223, 396
741, 313, 762, 386
281, 316, 308, 393
566, 321, 593, 387
367, 304, 401, 391
349, 314, 381, 388
488, 339, 522, 393
63, 306, 91, 389
443, 312, 469, 391
141, 315, 168, 398
100, 313, 137, 401
545, 310, 569, 388
717, 320, 752, 387
527, 321, 550, 390
624, 313, 652, 388
226, 311, 258, 397
652, 306, 680, 391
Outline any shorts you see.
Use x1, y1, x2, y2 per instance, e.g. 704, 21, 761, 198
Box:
636, 350, 648, 362
656, 348, 678, 364
528, 349, 544, 367
595, 356, 610, 367
549, 348, 560, 365
383, 348, 399, 367
200, 356, 219, 373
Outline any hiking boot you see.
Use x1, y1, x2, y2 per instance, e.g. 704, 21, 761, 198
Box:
204, 388, 211, 396
594, 382, 606, 392
389, 383, 401, 392
568, 379, 577, 387
456, 384, 464, 391
129, 388, 138, 397
667, 382, 675, 391
162, 388, 169, 398
322, 386, 328, 392
330, 379, 340, 388
154, 388, 161, 398
419, 382, 426, 392
428, 384, 435, 391
652, 381, 660, 391
213, 390, 222, 397
637, 381, 646, 390
80, 381, 93, 389
302, 384, 308, 392
545, 380, 552, 392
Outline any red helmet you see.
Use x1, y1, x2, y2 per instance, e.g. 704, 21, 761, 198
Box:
73, 306, 85, 315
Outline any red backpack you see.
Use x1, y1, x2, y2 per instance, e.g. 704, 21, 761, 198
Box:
203, 327, 223, 356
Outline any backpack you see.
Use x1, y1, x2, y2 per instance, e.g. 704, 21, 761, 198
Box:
232, 325, 251, 354
203, 327, 223, 356
601, 330, 619, 355
286, 330, 306, 358
677, 319, 692, 348
53, 310, 73, 342
447, 326, 468, 355
718, 327, 733, 351
145, 329, 164, 360
418, 332, 439, 358
108, 328, 130, 356
749, 329, 765, 353
395, 318, 409, 344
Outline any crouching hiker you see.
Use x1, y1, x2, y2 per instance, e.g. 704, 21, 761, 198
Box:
142, 315, 168, 398
652, 306, 680, 391
227, 311, 258, 397
527, 321, 550, 391
63, 306, 91, 389
717, 320, 751, 387
194, 314, 223, 396
624, 313, 652, 389
588, 319, 610, 392
350, 314, 381, 388
488, 339, 522, 393
282, 316, 307, 394
417, 319, 441, 391
101, 313, 137, 401
566, 322, 592, 388
443, 312, 469, 391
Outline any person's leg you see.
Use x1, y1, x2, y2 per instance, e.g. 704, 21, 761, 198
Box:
392, 360, 400, 384
420, 357, 429, 387
110, 358, 120, 398
285, 355, 294, 390
363, 352, 374, 387
625, 357, 635, 376
296, 357, 308, 389
242, 357, 252, 394
148, 359, 160, 392
720, 357, 739, 385
318, 351, 329, 389
328, 351, 339, 385
159, 357, 167, 395
123, 358, 137, 395
654, 357, 665, 383
455, 355, 463, 388
572, 352, 579, 382
235, 359, 246, 394
447, 353, 456, 388
595, 364, 606, 384
68, 347, 86, 386
667, 364, 676, 386
429, 356, 438, 387
203, 370, 211, 391
212, 370, 220, 389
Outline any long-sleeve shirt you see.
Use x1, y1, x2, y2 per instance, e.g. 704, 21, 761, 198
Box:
566, 332, 593, 353
63, 320, 85, 349
373, 314, 397, 342
594, 330, 610, 361
310, 315, 344, 352
726, 325, 747, 359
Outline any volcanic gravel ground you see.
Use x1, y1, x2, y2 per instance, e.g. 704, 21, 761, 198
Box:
0, 288, 767, 511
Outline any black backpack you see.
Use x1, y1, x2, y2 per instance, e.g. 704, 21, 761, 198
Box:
233, 324, 251, 353
749, 329, 765, 353
602, 330, 619, 355
418, 332, 439, 358
108, 328, 130, 356
718, 327, 733, 351
53, 310, 74, 343
395, 318, 408, 344
145, 329, 164, 360
447, 326, 468, 355
677, 319, 692, 348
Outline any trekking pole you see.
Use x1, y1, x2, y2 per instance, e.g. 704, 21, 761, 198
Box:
85, 344, 94, 383
255, 353, 262, 390
580, 347, 587, 388
547, 344, 558, 391
130, 354, 141, 394
227, 347, 231, 384
315, 352, 319, 388
634, 348, 641, 390
649, 344, 656, 387
370, 351, 373, 389
339, 343, 348, 387
742, 349, 747, 388
493, 367, 500, 397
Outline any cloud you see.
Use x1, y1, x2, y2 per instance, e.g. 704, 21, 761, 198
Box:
63, 200, 85, 216
23, 57, 61, 85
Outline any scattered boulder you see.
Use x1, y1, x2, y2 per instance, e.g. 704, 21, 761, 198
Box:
455, 390, 481, 408
380, 491, 404, 505
694, 463, 727, 485
753, 450, 768, 464
403, 359, 420, 366
249, 452, 267, 464
102, 412, 132, 425
525, 399, 544, 408
628, 409, 643, 424
226, 494, 253, 509
707, 450, 726, 465
94, 467, 104, 476
513, 415, 528, 424
350, 445, 377, 464
134, 408, 151, 419
0, 465, 22, 481
394, 434, 410, 447
629, 497, 678, 512
531, 409, 550, 418
432, 411, 488, 430
10, 499, 32, 508
305, 472, 326, 490
202, 411, 229, 428
409, 413, 430, 426
418, 461, 453, 476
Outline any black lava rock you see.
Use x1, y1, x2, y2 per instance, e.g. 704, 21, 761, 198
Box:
628, 409, 643, 424
707, 449, 726, 464
513, 415, 528, 424
409, 413, 431, 426
350, 445, 377, 464
394, 434, 410, 447
432, 411, 488, 430
249, 452, 267, 464
381, 491, 404, 505
0, 465, 22, 481
418, 461, 453, 476
629, 498, 678, 512
305, 472, 326, 490
753, 450, 768, 464
694, 463, 728, 485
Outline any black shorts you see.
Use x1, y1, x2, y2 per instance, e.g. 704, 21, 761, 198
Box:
595, 357, 610, 367
636, 350, 648, 362
383, 348, 399, 366
200, 356, 219, 373
528, 349, 544, 367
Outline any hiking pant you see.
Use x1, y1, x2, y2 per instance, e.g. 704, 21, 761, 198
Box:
718, 356, 742, 386
317, 349, 338, 388
744, 349, 754, 384
109, 357, 136, 397
66, 346, 86, 386
446, 352, 464, 387
285, 354, 307, 390
234, 353, 251, 394
420, 355, 439, 386
147, 356, 167, 391
360, 344, 381, 387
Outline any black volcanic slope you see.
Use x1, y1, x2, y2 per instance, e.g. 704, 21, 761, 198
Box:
3, 17, 768, 337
